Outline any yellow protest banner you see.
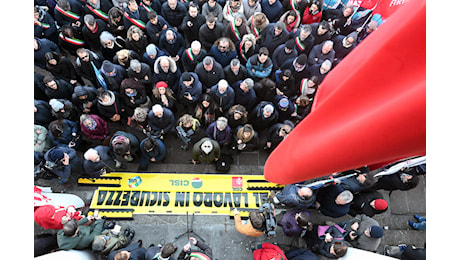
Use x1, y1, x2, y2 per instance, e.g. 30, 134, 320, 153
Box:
87, 173, 284, 218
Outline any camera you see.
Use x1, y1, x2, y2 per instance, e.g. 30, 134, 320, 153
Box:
259, 202, 276, 239
34, 160, 61, 181
175, 126, 193, 150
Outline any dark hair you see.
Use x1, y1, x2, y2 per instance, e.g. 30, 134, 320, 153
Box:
142, 138, 158, 151
332, 242, 348, 257
43, 76, 55, 85
296, 212, 310, 228
161, 243, 177, 258
361, 173, 375, 186
249, 210, 264, 229
49, 120, 65, 138
319, 20, 330, 31
147, 10, 157, 20
63, 220, 78, 236
258, 47, 269, 56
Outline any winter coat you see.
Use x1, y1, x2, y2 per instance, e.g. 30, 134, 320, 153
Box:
234, 213, 264, 237
177, 240, 213, 260
279, 209, 311, 237
45, 79, 74, 100
57, 218, 104, 250
192, 138, 220, 163
34, 100, 54, 128
246, 54, 273, 79
158, 30, 186, 58
348, 191, 387, 217
252, 243, 287, 260
177, 72, 203, 105
316, 185, 351, 218
199, 22, 225, 51
260, 0, 283, 22
80, 114, 109, 140
259, 23, 290, 54
343, 214, 382, 252
181, 48, 207, 72
82, 19, 108, 50
194, 57, 225, 91
206, 121, 232, 145
153, 56, 182, 93
276, 184, 316, 208
308, 42, 336, 66
209, 84, 235, 112
232, 81, 257, 111
96, 91, 127, 120
249, 101, 279, 131
180, 12, 207, 44
48, 119, 79, 147
72, 85, 99, 114
83, 145, 117, 177
147, 107, 175, 133
161, 1, 187, 28
34, 38, 60, 69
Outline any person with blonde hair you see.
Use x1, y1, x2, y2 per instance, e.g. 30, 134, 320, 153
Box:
125, 25, 148, 56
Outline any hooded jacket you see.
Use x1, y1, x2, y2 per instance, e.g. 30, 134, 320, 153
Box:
153, 56, 182, 93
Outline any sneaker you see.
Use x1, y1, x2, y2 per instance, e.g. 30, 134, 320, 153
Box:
413, 214, 421, 221
408, 220, 415, 228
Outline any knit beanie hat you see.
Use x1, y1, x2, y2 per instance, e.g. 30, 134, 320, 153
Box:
285, 39, 295, 50
130, 59, 141, 71
278, 97, 289, 110
182, 72, 192, 82
48, 148, 65, 162
49, 99, 64, 112
102, 60, 115, 73
296, 54, 308, 66
369, 226, 384, 238
146, 44, 157, 56
373, 199, 388, 210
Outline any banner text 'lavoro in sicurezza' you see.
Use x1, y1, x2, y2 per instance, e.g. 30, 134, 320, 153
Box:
86, 173, 284, 218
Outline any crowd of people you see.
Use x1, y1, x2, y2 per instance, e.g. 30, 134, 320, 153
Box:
34, 0, 425, 259
34, 0, 381, 184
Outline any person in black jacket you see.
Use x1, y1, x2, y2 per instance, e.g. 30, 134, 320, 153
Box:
199, 14, 225, 51
224, 59, 249, 86
43, 76, 74, 100
83, 146, 118, 177
119, 78, 150, 116
194, 56, 224, 94
259, 21, 290, 55
45, 52, 82, 86
249, 101, 278, 132
96, 88, 127, 123
81, 14, 108, 51
161, 0, 188, 29
158, 28, 186, 62
75, 48, 105, 88
180, 3, 206, 47
264, 120, 293, 151
348, 190, 388, 217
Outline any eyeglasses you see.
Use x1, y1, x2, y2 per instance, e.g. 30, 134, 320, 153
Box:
81, 55, 89, 60
218, 45, 228, 50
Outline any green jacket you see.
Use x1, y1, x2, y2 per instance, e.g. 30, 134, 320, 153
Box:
57, 218, 104, 250
192, 138, 220, 163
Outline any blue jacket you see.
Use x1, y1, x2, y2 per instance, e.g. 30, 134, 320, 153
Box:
83, 145, 116, 177
147, 107, 176, 133
177, 72, 203, 105
246, 54, 273, 79
260, 0, 283, 22
208, 46, 238, 68
276, 184, 317, 208
139, 138, 167, 167
44, 146, 80, 184
48, 119, 79, 147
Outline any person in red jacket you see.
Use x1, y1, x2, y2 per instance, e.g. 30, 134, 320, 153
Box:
34, 205, 83, 230
252, 242, 287, 260
301, 1, 322, 25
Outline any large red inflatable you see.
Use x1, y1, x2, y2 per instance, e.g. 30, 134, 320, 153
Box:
264, 0, 426, 184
